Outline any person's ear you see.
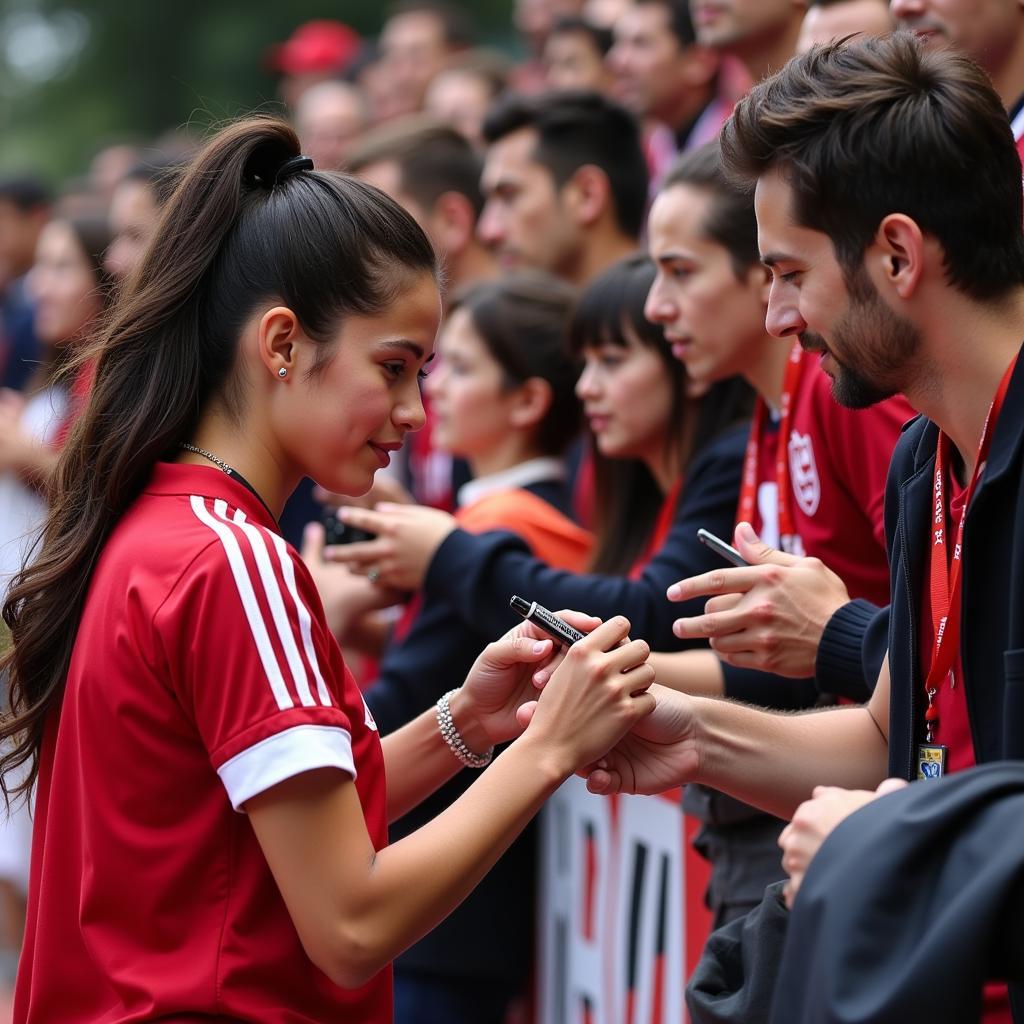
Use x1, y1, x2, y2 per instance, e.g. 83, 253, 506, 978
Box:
257, 306, 301, 381
429, 190, 476, 259
564, 164, 611, 229
873, 214, 924, 300
508, 376, 553, 431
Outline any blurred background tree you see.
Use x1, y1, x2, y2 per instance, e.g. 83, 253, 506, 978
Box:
0, 0, 513, 183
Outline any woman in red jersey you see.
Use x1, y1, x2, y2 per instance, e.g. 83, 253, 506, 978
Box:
0, 116, 655, 1023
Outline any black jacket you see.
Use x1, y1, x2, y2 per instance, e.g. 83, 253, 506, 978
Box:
689, 764, 1024, 1024
884, 349, 1024, 778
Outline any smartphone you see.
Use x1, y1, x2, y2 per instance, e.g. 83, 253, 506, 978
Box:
697, 528, 749, 568
320, 508, 375, 548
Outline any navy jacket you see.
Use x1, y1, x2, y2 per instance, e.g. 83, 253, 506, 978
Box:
423, 424, 817, 711
884, 349, 1024, 776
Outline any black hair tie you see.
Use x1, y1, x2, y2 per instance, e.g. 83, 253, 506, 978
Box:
275, 154, 314, 186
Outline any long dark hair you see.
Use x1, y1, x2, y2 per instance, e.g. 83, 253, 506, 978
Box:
448, 271, 581, 456
0, 115, 438, 804
570, 253, 751, 575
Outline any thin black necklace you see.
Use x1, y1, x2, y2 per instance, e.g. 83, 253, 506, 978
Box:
178, 443, 278, 524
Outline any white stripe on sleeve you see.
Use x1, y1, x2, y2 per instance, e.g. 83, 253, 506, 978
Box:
217, 723, 356, 811
215, 503, 316, 707
189, 495, 294, 711
267, 530, 333, 707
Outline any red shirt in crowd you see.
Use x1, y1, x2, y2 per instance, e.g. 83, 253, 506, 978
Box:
746, 349, 914, 606
15, 462, 391, 1023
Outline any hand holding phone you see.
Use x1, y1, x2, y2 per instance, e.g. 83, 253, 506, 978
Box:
697, 528, 749, 568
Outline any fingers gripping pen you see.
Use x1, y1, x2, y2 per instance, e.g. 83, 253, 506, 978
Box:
509, 595, 586, 647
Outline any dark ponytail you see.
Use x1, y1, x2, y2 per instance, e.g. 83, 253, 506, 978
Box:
0, 115, 438, 804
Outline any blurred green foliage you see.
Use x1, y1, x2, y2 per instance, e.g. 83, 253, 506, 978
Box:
0, 0, 515, 185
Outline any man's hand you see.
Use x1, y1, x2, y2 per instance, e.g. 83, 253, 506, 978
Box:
668, 522, 851, 678
583, 685, 700, 796
779, 777, 908, 908
324, 503, 458, 591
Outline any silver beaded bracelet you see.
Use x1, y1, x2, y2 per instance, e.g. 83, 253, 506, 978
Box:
435, 689, 494, 769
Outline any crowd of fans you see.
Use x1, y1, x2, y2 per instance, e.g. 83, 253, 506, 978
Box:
4, 0, 1024, 1020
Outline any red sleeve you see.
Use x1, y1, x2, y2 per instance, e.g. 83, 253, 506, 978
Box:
154, 496, 356, 810
810, 372, 914, 548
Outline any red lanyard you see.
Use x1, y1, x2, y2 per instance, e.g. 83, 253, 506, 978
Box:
737, 341, 806, 539
925, 356, 1017, 709
630, 479, 681, 580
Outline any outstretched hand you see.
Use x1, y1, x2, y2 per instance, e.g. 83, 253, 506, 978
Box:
300, 521, 405, 639
667, 522, 851, 678
324, 502, 458, 591
581, 685, 700, 796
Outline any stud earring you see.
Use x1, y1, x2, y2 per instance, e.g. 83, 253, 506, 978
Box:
278, 367, 288, 379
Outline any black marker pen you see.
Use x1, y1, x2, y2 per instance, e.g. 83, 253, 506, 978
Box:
510, 595, 586, 646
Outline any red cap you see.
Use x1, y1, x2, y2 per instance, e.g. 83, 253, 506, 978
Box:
267, 20, 361, 76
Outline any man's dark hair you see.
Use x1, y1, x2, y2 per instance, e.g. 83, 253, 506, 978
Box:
550, 15, 614, 56
385, 0, 476, 48
664, 141, 759, 279
482, 90, 649, 240
636, 0, 697, 47
0, 175, 52, 212
347, 117, 485, 216
721, 32, 1024, 301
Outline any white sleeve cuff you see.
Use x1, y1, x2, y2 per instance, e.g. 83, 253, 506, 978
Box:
217, 724, 356, 811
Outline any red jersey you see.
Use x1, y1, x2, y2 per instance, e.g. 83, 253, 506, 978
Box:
918, 472, 1010, 1023
745, 349, 914, 606
15, 462, 391, 1023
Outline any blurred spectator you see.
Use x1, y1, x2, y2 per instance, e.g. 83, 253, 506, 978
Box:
349, 117, 495, 291
796, 0, 893, 51
892, 0, 1024, 114
267, 19, 362, 109
294, 80, 368, 171
478, 90, 648, 283
0, 178, 51, 393
104, 156, 181, 282
585, 0, 635, 27
87, 143, 141, 205
543, 15, 616, 92
512, 0, 587, 92
379, 1, 476, 117
690, 0, 808, 81
2, 210, 112, 590
609, 0, 724, 186
423, 49, 512, 148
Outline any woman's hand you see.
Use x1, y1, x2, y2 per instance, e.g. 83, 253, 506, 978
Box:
451, 610, 602, 748
301, 522, 406, 639
325, 503, 458, 591
778, 777, 908, 908
525, 616, 656, 778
